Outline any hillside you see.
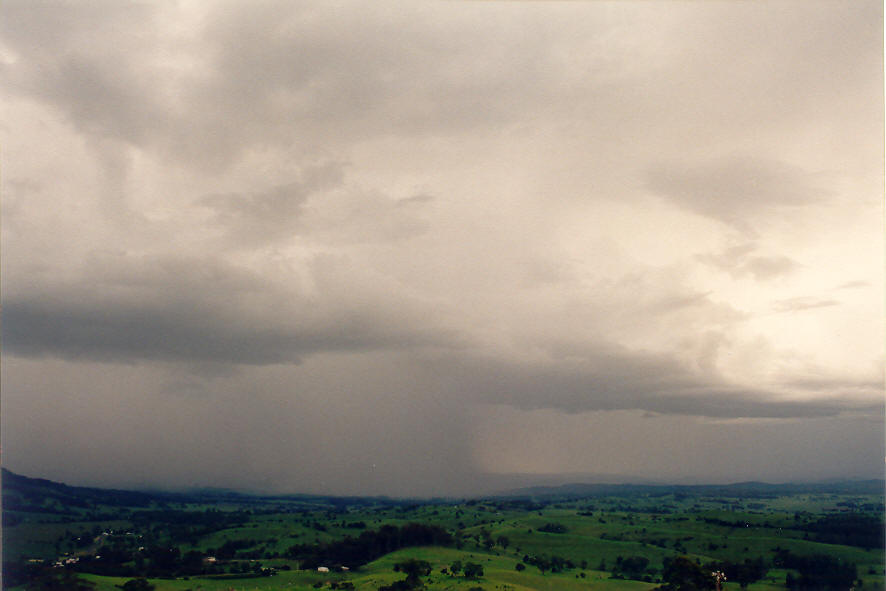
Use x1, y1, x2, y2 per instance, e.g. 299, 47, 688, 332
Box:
3, 469, 884, 591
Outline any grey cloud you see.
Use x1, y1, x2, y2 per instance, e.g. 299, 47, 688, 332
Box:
305, 191, 434, 245
5, 1, 880, 179
2, 0, 881, 494
1, 2, 156, 62
780, 376, 884, 396
192, 3, 562, 138
0, 356, 480, 496
602, 269, 746, 331
694, 331, 730, 375
743, 256, 800, 281
645, 291, 715, 314
647, 156, 831, 234
416, 344, 881, 420
3, 298, 300, 365
696, 242, 800, 280
3, 2, 560, 168
397, 194, 435, 206
772, 297, 840, 313
2, 254, 459, 367
2, 2, 165, 146
198, 162, 345, 247
43, 56, 156, 145
195, 163, 432, 250
7, 258, 867, 420
199, 183, 309, 243
2, 297, 443, 366
473, 406, 884, 486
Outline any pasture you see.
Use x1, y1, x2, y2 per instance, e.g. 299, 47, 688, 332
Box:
3, 470, 882, 591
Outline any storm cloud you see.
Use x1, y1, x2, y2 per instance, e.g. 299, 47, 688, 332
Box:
1, 0, 882, 495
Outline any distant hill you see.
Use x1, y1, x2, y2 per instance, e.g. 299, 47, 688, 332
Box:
1, 469, 414, 520
497, 479, 886, 499
3, 468, 883, 515
1, 467, 180, 521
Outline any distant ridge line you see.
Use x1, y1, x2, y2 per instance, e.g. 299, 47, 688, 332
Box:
2, 467, 883, 501
495, 479, 886, 498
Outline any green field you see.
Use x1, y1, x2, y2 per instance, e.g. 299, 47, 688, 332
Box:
3, 470, 883, 591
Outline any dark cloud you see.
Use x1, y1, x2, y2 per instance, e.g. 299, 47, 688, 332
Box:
473, 406, 885, 486
647, 156, 831, 234
1, 0, 881, 494
0, 356, 481, 496
1, 254, 460, 367
5, 268, 873, 420
2, 298, 415, 366
779, 376, 884, 396
414, 346, 882, 420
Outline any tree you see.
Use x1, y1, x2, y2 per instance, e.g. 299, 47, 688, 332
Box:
449, 560, 462, 575
26, 570, 96, 591
463, 562, 484, 578
381, 559, 433, 591
775, 550, 857, 590
714, 558, 765, 589
538, 523, 568, 534
618, 556, 650, 579
146, 546, 180, 572
657, 556, 715, 591
393, 559, 432, 587
120, 579, 155, 591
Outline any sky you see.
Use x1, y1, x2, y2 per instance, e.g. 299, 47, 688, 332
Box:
1, 0, 883, 497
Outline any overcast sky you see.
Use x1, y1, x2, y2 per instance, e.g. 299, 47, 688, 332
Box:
2, 0, 883, 497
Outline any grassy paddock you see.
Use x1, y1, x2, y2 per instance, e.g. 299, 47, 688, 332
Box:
5, 475, 882, 591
